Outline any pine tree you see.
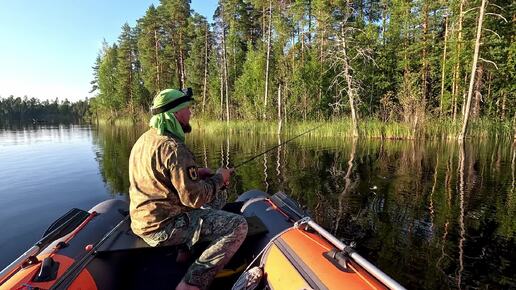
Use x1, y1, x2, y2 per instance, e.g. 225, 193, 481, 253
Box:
157, 4, 179, 88
161, 0, 191, 88
263, 0, 272, 120
130, 25, 150, 108
185, 13, 211, 113
137, 5, 164, 98
234, 42, 266, 119
116, 23, 139, 114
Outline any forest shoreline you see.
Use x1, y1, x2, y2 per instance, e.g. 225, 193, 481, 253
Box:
95, 117, 515, 140
88, 0, 515, 143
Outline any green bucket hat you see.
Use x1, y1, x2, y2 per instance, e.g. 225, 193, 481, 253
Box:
149, 88, 193, 140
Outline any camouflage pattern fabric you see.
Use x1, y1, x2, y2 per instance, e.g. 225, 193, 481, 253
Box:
129, 128, 248, 289
129, 128, 224, 238
145, 191, 248, 290
182, 210, 247, 290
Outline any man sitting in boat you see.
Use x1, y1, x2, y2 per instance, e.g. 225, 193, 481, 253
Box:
128, 88, 248, 290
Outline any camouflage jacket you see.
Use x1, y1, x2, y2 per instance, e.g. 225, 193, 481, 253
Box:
129, 129, 224, 237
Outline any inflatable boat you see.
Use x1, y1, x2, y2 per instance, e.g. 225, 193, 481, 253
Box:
0, 190, 405, 290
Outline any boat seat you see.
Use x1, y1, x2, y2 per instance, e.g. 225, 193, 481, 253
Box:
96, 215, 268, 254
245, 215, 269, 237
95, 218, 156, 253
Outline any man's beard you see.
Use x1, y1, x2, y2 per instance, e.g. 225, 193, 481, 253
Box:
180, 122, 192, 133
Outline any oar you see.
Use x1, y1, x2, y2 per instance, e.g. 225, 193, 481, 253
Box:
50, 214, 130, 290
0, 209, 91, 284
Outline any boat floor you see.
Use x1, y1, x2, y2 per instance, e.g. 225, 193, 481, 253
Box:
93, 236, 261, 290
90, 203, 269, 290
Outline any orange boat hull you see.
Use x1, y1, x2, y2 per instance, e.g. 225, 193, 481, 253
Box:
263, 228, 387, 290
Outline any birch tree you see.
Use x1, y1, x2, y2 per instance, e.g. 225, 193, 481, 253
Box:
451, 0, 466, 121
439, 14, 449, 116
459, 0, 486, 140
263, 0, 272, 120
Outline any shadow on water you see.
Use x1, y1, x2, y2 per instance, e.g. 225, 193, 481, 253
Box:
92, 124, 516, 289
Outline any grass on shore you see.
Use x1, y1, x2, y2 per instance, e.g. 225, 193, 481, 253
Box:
93, 115, 514, 140
192, 118, 514, 139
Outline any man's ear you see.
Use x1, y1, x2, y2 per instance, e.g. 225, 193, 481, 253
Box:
174, 110, 188, 127
173, 110, 183, 121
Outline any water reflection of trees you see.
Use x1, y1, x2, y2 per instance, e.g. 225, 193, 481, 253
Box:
93, 126, 516, 289
92, 124, 145, 195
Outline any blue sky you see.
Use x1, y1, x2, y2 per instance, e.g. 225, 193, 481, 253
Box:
0, 0, 218, 101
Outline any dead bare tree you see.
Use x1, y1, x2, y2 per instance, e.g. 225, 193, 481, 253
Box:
460, 0, 485, 140
222, 28, 230, 124
459, 0, 507, 140
154, 30, 161, 91
220, 3, 230, 124
329, 1, 374, 138
334, 138, 357, 234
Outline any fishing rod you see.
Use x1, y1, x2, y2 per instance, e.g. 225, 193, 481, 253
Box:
233, 124, 325, 169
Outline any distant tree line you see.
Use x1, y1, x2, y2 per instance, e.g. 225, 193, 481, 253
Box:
0, 96, 89, 123
91, 0, 514, 137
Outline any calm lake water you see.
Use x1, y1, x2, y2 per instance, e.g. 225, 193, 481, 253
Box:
0, 124, 515, 289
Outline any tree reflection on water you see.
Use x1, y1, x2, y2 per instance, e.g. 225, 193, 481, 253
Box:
93, 124, 516, 289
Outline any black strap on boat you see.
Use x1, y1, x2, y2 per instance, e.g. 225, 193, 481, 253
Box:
33, 257, 60, 282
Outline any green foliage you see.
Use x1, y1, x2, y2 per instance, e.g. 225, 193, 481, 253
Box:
116, 23, 146, 112
185, 14, 210, 104
84, 0, 513, 138
234, 43, 266, 119
97, 42, 120, 114
0, 96, 89, 124
205, 48, 223, 119
136, 5, 160, 97
289, 51, 322, 120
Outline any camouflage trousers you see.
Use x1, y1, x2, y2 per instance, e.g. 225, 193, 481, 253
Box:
145, 191, 248, 290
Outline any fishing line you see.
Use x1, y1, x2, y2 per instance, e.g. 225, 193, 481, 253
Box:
233, 124, 324, 169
